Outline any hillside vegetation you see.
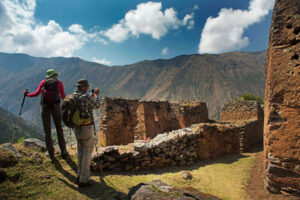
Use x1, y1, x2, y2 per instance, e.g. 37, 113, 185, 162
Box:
0, 51, 266, 125
0, 106, 43, 144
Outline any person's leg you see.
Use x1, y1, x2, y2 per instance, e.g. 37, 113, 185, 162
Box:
41, 105, 54, 157
51, 104, 67, 155
78, 125, 94, 183
75, 127, 84, 179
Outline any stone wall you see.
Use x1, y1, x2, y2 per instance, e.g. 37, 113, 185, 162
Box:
220, 100, 264, 152
220, 100, 263, 122
237, 120, 261, 153
135, 101, 208, 140
98, 97, 139, 146
92, 122, 255, 172
264, 0, 300, 195
99, 97, 208, 146
172, 102, 209, 128
134, 101, 180, 140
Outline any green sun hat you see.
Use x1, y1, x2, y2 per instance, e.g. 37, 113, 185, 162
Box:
46, 69, 59, 78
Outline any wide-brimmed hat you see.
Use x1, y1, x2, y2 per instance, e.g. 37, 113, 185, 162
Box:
46, 69, 59, 78
74, 79, 91, 87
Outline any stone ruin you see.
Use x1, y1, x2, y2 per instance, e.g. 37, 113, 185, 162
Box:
220, 100, 263, 123
98, 97, 208, 146
264, 0, 300, 196
220, 100, 264, 152
92, 98, 263, 172
92, 0, 300, 197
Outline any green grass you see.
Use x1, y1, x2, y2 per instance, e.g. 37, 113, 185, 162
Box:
0, 144, 258, 200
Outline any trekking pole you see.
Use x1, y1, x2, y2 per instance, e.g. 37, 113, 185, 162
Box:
69, 128, 73, 149
93, 121, 99, 155
19, 90, 27, 116
93, 120, 104, 176
11, 90, 27, 143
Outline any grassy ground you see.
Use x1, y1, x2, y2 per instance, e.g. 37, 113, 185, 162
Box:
0, 144, 259, 200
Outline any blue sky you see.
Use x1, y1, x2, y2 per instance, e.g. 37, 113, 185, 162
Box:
0, 0, 274, 65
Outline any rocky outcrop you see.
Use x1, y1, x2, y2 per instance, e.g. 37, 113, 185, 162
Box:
264, 0, 300, 196
128, 180, 221, 200
0, 143, 21, 158
23, 138, 46, 151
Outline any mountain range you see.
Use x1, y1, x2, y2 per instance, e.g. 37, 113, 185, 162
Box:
0, 51, 266, 125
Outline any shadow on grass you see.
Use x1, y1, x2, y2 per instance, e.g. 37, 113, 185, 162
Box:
98, 144, 263, 177
76, 176, 127, 200
52, 158, 78, 184
62, 155, 77, 173
53, 157, 127, 200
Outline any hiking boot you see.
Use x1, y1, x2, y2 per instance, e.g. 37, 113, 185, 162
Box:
78, 179, 96, 188
50, 157, 58, 164
60, 152, 69, 159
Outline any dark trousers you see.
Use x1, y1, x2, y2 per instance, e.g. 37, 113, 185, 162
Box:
41, 104, 67, 156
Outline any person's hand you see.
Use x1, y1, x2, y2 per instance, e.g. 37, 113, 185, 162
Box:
90, 93, 97, 98
24, 89, 29, 95
93, 88, 100, 95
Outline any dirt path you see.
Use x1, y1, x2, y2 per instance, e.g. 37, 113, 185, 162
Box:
246, 151, 299, 200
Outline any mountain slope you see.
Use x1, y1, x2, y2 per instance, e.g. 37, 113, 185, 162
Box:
0, 51, 266, 124
0, 106, 43, 144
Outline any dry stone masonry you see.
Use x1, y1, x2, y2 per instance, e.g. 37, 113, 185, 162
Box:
135, 101, 208, 140
264, 0, 300, 196
98, 98, 139, 146
92, 121, 257, 172
220, 100, 264, 152
220, 100, 263, 122
98, 97, 208, 146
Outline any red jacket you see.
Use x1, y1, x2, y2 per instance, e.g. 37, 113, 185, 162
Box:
26, 79, 66, 99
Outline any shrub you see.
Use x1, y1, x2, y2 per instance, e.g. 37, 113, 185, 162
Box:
240, 94, 264, 105
17, 137, 24, 144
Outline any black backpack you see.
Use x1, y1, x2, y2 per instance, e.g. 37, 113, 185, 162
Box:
42, 78, 60, 105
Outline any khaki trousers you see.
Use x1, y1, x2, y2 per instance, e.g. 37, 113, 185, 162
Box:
75, 125, 94, 183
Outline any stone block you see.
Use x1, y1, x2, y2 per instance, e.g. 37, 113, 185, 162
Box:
264, 0, 300, 196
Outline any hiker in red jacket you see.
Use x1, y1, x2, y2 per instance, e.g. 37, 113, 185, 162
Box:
24, 69, 68, 159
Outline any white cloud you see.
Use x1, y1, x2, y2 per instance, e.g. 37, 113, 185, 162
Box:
161, 47, 168, 55
102, 22, 130, 43
91, 57, 111, 65
193, 5, 199, 11
0, 0, 101, 57
102, 2, 194, 43
198, 0, 275, 54
183, 13, 195, 30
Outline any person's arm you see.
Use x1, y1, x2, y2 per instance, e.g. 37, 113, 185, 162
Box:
86, 95, 101, 109
26, 80, 45, 97
58, 81, 66, 99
